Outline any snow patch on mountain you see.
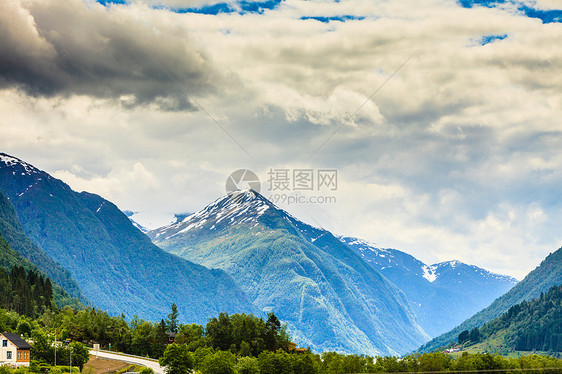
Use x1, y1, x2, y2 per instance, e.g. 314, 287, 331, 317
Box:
150, 189, 271, 240
0, 153, 41, 175
422, 265, 438, 282
338, 235, 519, 286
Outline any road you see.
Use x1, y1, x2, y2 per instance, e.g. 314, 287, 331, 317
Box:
89, 349, 165, 374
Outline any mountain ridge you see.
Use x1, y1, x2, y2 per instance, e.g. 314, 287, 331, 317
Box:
0, 152, 258, 323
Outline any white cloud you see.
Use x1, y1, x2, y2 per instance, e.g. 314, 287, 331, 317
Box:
0, 0, 561, 279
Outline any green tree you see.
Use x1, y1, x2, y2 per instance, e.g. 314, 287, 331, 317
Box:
418, 352, 451, 372
258, 350, 292, 374
69, 342, 91, 370
265, 313, 281, 351
176, 323, 205, 351
153, 319, 168, 358
167, 303, 179, 333
31, 329, 54, 364
16, 319, 32, 337
237, 356, 260, 374
458, 330, 470, 344
159, 343, 194, 374
240, 341, 252, 357
293, 354, 318, 374
131, 320, 153, 356
200, 350, 237, 374
469, 327, 481, 343
192, 347, 215, 370
206, 312, 233, 351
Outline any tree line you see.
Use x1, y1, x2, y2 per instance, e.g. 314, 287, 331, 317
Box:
5, 264, 562, 374
158, 347, 562, 374
0, 265, 54, 317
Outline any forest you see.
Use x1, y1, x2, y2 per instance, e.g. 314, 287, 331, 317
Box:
478, 284, 562, 352
0, 266, 53, 316
4, 261, 562, 373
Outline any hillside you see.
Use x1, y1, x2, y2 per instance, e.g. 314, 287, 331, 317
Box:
0, 190, 88, 303
0, 229, 81, 309
149, 189, 428, 356
0, 153, 257, 323
418, 246, 562, 353
339, 237, 517, 337
459, 284, 562, 353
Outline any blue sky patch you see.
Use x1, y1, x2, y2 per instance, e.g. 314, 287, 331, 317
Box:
95, 0, 283, 15
239, 0, 281, 13
178, 0, 282, 14
520, 5, 562, 23
96, 0, 128, 5
174, 3, 235, 15
300, 15, 366, 23
479, 33, 508, 45
459, 0, 562, 23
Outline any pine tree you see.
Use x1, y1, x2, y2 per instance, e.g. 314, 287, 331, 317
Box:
167, 303, 179, 333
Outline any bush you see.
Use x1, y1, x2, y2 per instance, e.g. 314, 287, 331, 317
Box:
139, 368, 155, 374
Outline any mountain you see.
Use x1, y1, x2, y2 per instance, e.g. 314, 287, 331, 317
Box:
338, 237, 518, 337
0, 189, 88, 304
0, 153, 256, 323
460, 284, 562, 354
0, 234, 80, 309
0, 191, 83, 308
149, 189, 428, 356
418, 245, 562, 353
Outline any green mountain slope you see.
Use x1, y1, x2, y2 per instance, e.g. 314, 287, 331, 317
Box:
461, 284, 562, 353
0, 221, 82, 308
418, 246, 562, 353
0, 153, 257, 323
150, 189, 428, 356
0, 190, 88, 303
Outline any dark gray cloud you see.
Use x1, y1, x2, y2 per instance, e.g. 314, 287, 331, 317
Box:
0, 0, 218, 110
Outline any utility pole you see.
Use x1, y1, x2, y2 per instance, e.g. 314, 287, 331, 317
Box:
69, 347, 72, 373
54, 327, 57, 367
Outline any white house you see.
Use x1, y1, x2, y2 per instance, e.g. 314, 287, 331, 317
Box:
0, 333, 31, 367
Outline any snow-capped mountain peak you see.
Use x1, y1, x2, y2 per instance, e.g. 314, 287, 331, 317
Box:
0, 153, 42, 176
149, 189, 272, 240
184, 189, 271, 225
337, 235, 423, 273
432, 260, 518, 284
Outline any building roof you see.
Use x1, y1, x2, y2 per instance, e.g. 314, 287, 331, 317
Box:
2, 333, 32, 349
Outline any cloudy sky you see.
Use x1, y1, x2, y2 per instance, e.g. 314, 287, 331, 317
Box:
1, 0, 561, 279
